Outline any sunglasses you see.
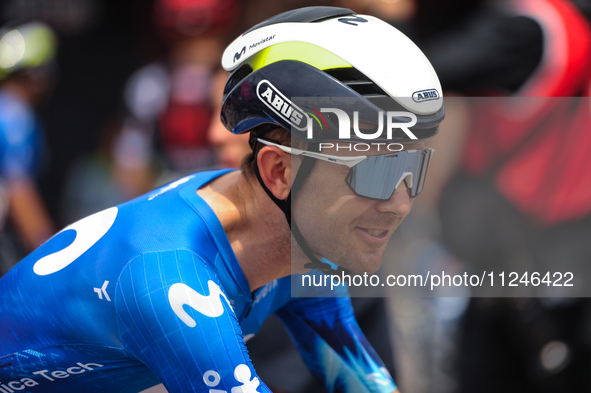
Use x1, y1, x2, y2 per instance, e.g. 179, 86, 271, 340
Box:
257, 139, 434, 200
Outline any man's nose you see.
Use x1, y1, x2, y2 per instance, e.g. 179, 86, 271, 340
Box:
374, 178, 412, 217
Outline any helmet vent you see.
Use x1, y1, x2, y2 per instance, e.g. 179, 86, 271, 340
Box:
324, 67, 412, 112
324, 67, 388, 97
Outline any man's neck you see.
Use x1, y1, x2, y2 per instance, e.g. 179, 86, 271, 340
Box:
197, 171, 295, 291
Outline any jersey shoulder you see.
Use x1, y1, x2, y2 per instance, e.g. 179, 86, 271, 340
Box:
0, 170, 237, 353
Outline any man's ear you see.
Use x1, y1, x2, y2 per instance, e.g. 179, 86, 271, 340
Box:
257, 146, 291, 200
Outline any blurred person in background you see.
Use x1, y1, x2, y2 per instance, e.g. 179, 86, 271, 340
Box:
60, 117, 156, 224
0, 21, 57, 276
122, 0, 242, 184
386, 0, 591, 392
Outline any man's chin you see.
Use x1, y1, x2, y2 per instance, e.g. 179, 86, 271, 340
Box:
340, 256, 384, 275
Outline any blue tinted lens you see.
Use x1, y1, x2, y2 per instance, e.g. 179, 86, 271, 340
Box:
346, 148, 433, 200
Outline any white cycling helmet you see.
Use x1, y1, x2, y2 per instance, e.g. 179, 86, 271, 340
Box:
220, 7, 445, 274
220, 6, 444, 143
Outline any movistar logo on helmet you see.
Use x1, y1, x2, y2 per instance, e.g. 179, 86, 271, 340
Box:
412, 89, 439, 102
248, 34, 276, 51
257, 80, 308, 131
233, 46, 246, 63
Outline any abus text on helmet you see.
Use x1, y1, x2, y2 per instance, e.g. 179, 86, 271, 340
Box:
257, 80, 307, 130
256, 80, 419, 140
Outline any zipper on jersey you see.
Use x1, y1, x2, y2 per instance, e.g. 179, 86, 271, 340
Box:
244, 290, 257, 318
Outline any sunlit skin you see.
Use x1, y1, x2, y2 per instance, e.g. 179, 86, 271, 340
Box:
197, 140, 424, 287
291, 143, 421, 275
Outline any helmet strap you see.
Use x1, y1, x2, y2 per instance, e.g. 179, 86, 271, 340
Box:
252, 140, 351, 275
253, 150, 292, 220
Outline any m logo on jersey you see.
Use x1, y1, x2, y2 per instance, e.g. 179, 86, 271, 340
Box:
412, 89, 439, 102
256, 80, 308, 131
169, 281, 234, 327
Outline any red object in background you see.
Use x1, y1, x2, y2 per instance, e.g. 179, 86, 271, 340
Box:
512, 0, 591, 97
158, 101, 212, 147
154, 0, 241, 37
465, 98, 591, 227
463, 0, 591, 226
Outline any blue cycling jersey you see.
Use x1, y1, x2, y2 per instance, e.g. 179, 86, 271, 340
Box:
0, 169, 396, 393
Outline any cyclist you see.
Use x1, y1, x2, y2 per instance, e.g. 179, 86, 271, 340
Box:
0, 22, 57, 276
0, 7, 444, 393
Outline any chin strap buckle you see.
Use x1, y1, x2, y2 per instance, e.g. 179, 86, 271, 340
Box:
304, 259, 353, 276
252, 138, 354, 277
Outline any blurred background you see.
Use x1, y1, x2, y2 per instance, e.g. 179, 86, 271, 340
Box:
1, 0, 591, 392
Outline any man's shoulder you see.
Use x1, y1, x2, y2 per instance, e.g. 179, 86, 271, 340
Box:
134, 169, 234, 206
113, 169, 235, 246
0, 170, 236, 319
2, 170, 235, 288
94, 171, 235, 265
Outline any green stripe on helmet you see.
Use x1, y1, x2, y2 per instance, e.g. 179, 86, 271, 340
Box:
247, 42, 351, 72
